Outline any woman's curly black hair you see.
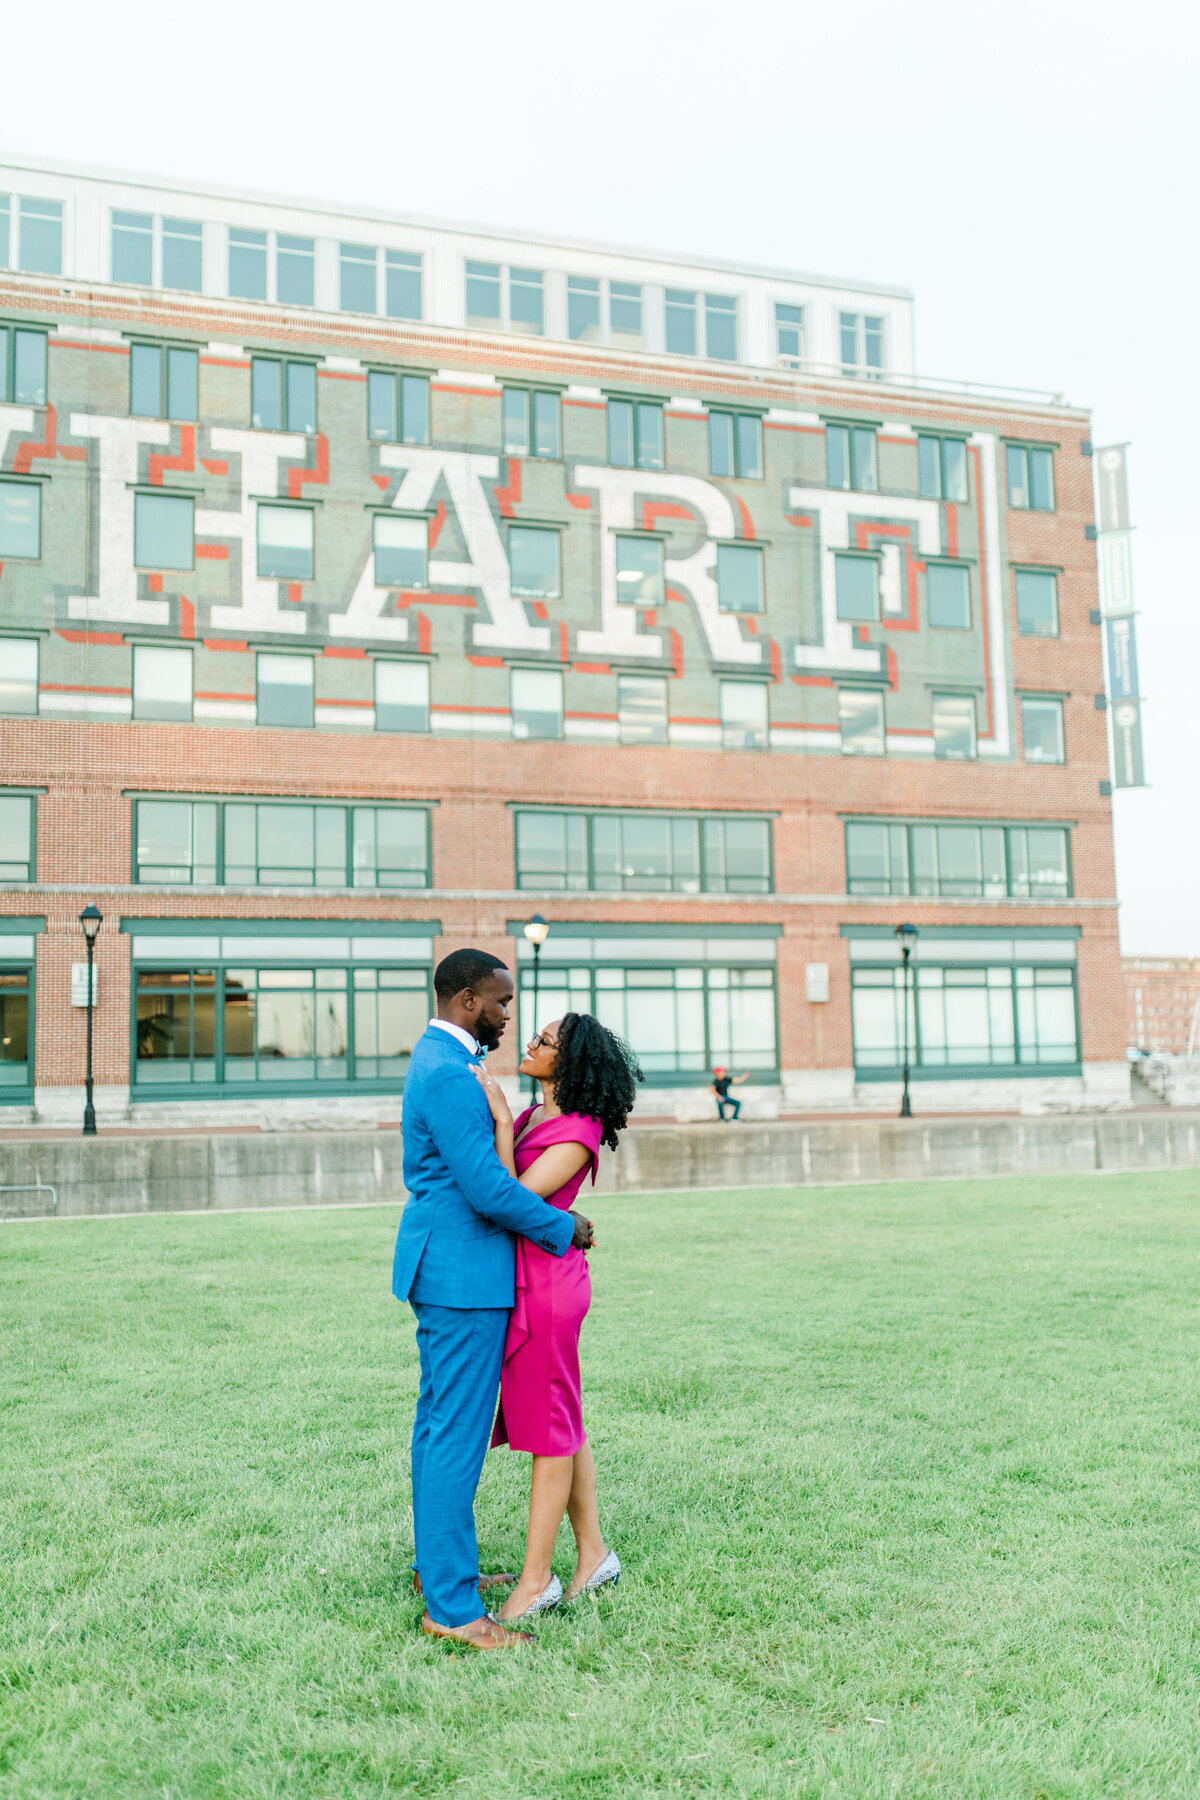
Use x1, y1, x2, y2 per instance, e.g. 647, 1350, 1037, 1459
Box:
549, 1013, 643, 1152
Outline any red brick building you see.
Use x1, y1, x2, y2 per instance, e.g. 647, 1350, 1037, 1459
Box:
1125, 960, 1200, 1056
0, 156, 1125, 1127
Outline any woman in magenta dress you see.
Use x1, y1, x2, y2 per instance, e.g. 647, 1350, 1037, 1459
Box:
473, 1011, 641, 1624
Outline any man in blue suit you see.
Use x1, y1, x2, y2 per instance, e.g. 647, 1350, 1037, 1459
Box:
393, 946, 593, 1650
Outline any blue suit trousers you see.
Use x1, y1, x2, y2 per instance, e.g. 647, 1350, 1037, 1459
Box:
410, 1301, 509, 1628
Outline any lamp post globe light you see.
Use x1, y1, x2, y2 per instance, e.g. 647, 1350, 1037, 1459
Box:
79, 904, 103, 1137
894, 922, 919, 1119
522, 915, 550, 1095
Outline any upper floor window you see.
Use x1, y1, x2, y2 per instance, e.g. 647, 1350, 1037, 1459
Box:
617, 674, 668, 745
133, 645, 193, 722
665, 290, 739, 360
373, 515, 427, 588
720, 680, 768, 750
918, 435, 968, 502
257, 653, 314, 728
775, 303, 805, 366
133, 796, 430, 888
615, 536, 664, 607
503, 388, 561, 458
252, 357, 317, 433
0, 325, 47, 406
0, 196, 62, 276
0, 639, 38, 716
1015, 569, 1059, 637
339, 244, 423, 319
514, 809, 771, 893
1006, 444, 1055, 511
509, 526, 561, 599
511, 667, 563, 741
367, 370, 430, 444
932, 692, 977, 760
375, 661, 430, 734
834, 553, 879, 622
257, 506, 314, 581
130, 343, 199, 421
709, 411, 763, 480
926, 562, 971, 630
826, 423, 877, 492
0, 794, 34, 880
566, 276, 644, 347
716, 543, 764, 613
114, 211, 203, 289
0, 480, 41, 561
134, 493, 194, 571
839, 688, 885, 757
228, 227, 268, 301
839, 311, 885, 376
845, 819, 1071, 899
1021, 696, 1066, 765
276, 235, 315, 307
608, 398, 663, 470
465, 261, 543, 335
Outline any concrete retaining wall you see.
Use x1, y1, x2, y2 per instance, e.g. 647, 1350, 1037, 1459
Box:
4, 1113, 1200, 1220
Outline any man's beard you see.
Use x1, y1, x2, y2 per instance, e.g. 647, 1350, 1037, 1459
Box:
476, 1015, 505, 1051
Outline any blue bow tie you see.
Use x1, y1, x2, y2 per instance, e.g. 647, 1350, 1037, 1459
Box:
473, 1046, 488, 1061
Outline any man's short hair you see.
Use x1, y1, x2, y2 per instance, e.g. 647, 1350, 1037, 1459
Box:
434, 947, 509, 1001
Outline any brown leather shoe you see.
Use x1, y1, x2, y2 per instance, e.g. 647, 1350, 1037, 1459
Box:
420, 1610, 536, 1649
411, 1571, 516, 1599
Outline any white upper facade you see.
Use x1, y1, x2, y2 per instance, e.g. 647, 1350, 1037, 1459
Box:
0, 153, 915, 381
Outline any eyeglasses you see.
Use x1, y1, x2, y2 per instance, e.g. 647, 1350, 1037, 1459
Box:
528, 1031, 559, 1052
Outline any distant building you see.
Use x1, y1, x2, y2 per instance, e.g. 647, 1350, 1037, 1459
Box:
0, 154, 1124, 1126
1124, 959, 1200, 1055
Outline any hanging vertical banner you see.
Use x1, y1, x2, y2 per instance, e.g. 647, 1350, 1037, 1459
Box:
1105, 615, 1140, 701
1096, 444, 1131, 532
1099, 530, 1135, 616
1093, 442, 1147, 787
1111, 699, 1145, 787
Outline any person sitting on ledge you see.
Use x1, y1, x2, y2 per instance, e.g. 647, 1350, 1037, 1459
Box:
711, 1067, 749, 1121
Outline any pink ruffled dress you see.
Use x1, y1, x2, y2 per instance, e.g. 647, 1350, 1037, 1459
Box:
491, 1107, 603, 1457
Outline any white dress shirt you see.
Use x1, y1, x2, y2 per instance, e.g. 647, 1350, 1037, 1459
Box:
428, 1017, 481, 1056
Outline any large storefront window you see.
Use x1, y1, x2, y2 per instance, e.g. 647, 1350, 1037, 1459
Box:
848, 932, 1080, 1077
514, 810, 772, 895
0, 925, 37, 1101
133, 798, 431, 889
129, 925, 433, 1097
513, 930, 778, 1081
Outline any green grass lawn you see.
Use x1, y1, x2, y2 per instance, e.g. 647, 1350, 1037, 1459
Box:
4, 1172, 1200, 1798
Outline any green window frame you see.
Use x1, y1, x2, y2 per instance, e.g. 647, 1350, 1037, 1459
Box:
251, 356, 317, 433
834, 552, 879, 621
132, 797, 432, 889
850, 958, 1079, 1076
513, 810, 773, 894
918, 434, 969, 502
1006, 443, 1055, 511
925, 561, 972, 630
775, 303, 805, 365
607, 398, 664, 470
502, 387, 561, 458
132, 956, 432, 1095
366, 369, 430, 444
133, 492, 194, 572
826, 422, 878, 492
1015, 568, 1059, 637
129, 341, 199, 421
508, 525, 561, 599
709, 411, 763, 479
0, 324, 48, 406
0, 794, 36, 880
0, 478, 41, 560
844, 819, 1073, 899
1020, 696, 1066, 765
716, 542, 764, 613
0, 954, 34, 1102
516, 945, 777, 1084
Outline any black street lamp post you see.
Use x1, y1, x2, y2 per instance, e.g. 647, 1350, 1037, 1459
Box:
894, 921, 919, 1119
80, 904, 103, 1137
522, 914, 550, 1095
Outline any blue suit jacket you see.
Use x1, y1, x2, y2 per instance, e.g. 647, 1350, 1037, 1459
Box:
392, 1025, 575, 1308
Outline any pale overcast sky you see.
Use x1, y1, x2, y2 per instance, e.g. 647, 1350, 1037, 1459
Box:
5, 0, 1196, 953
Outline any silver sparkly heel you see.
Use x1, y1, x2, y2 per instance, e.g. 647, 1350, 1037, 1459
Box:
567, 1550, 621, 1601
503, 1573, 562, 1623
